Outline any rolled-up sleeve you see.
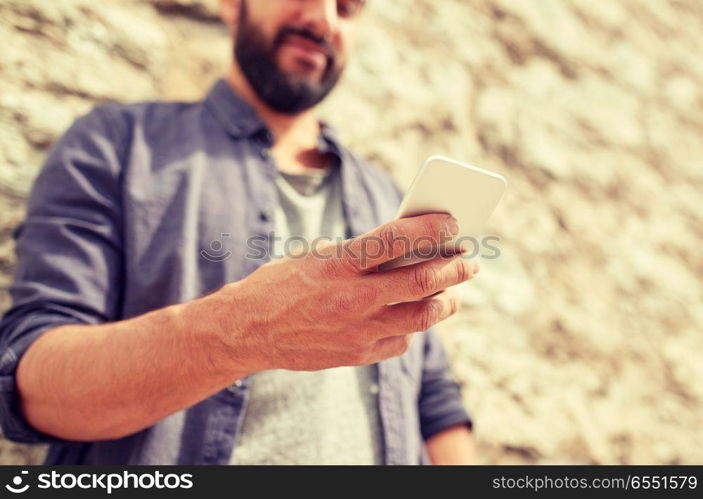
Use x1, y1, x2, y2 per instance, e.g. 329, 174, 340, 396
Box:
418, 330, 473, 440
0, 106, 125, 443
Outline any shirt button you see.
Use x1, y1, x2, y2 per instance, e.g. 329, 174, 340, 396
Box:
227, 380, 244, 392
260, 148, 270, 160
369, 383, 380, 395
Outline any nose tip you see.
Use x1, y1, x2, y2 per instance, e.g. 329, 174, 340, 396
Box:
301, 0, 339, 38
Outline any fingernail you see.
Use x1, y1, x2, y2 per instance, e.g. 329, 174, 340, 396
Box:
446, 217, 459, 236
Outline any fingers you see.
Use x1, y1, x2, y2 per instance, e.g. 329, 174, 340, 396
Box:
366, 334, 417, 363
372, 290, 460, 338
367, 253, 478, 305
320, 290, 461, 365
329, 214, 459, 273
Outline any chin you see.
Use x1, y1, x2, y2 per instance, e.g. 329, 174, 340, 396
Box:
277, 52, 323, 77
281, 67, 325, 86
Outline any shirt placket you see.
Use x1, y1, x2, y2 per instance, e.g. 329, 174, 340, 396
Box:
339, 153, 409, 465
219, 130, 279, 461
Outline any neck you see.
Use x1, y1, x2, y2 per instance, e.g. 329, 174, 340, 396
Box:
224, 65, 321, 149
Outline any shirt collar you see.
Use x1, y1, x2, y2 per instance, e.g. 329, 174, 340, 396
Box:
205, 78, 267, 139
203, 79, 375, 235
205, 78, 345, 155
317, 121, 343, 157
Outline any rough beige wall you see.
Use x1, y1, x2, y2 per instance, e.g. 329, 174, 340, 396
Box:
1, 0, 701, 464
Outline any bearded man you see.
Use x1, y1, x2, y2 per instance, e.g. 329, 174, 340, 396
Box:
0, 0, 477, 465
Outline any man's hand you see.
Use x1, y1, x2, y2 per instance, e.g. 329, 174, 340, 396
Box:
16, 213, 477, 441
210, 213, 478, 373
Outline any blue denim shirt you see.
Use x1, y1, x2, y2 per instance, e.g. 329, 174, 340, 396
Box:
0, 79, 471, 465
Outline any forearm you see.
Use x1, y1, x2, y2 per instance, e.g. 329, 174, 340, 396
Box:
16, 290, 247, 441
13, 214, 469, 443
425, 424, 476, 465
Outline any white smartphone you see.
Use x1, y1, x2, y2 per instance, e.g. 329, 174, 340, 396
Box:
379, 155, 507, 271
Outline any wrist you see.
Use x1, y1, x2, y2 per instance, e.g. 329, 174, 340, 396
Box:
178, 282, 264, 379
186, 282, 268, 379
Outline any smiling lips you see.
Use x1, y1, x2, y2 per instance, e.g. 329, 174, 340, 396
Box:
280, 34, 329, 69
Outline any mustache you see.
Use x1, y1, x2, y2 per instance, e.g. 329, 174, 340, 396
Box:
275, 26, 335, 59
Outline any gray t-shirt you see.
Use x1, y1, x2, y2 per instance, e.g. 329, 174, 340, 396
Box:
229, 164, 384, 465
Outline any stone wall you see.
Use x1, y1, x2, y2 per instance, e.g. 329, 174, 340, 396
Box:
0, 0, 701, 464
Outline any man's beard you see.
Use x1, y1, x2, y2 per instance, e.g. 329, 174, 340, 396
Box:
234, 3, 344, 114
